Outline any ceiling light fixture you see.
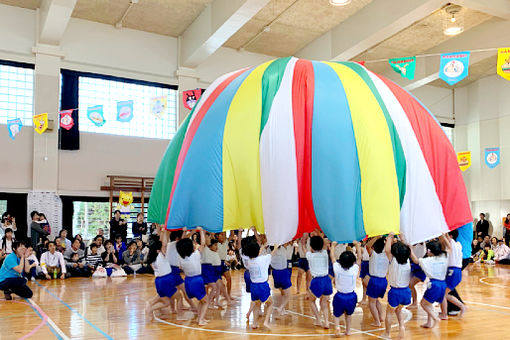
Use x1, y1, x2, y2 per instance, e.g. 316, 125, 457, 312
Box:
443, 4, 464, 36
329, 0, 351, 6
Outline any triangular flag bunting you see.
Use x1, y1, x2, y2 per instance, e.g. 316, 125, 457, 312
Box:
497, 47, 510, 81
439, 51, 470, 85
389, 56, 416, 80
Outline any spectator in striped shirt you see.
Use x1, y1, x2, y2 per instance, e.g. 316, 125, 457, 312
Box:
86, 244, 102, 271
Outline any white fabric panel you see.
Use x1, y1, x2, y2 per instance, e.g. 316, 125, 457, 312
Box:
260, 57, 299, 245
367, 72, 450, 244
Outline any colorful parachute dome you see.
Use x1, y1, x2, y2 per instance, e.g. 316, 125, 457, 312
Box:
149, 57, 472, 245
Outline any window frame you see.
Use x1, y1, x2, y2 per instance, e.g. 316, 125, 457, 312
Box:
0, 59, 35, 127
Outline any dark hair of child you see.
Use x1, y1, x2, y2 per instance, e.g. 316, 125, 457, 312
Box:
170, 230, 184, 242
426, 240, 446, 256
241, 235, 257, 249
339, 250, 356, 269
373, 237, 386, 254
449, 229, 459, 240
176, 238, 194, 258
391, 241, 411, 265
310, 236, 324, 251
209, 239, 218, 247
243, 241, 260, 259
90, 243, 98, 250
147, 240, 162, 264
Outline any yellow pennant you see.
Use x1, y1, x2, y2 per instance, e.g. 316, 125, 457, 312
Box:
33, 113, 48, 134
457, 151, 471, 172
497, 47, 510, 81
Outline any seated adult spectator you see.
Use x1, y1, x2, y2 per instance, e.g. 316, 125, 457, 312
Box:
25, 246, 40, 281
491, 237, 498, 250
225, 249, 239, 270
58, 230, 72, 249
476, 213, 490, 238
64, 239, 89, 277
39, 213, 51, 236
85, 244, 103, 273
122, 241, 142, 274
0, 241, 32, 300
504, 214, 510, 246
1, 228, 15, 260
102, 240, 119, 266
87, 229, 105, 246
132, 213, 148, 240
30, 211, 49, 249
88, 235, 106, 255
480, 235, 491, 249
1, 213, 17, 237
495, 239, 510, 264
40, 241, 67, 280
74, 234, 86, 250
114, 234, 127, 262
109, 210, 127, 242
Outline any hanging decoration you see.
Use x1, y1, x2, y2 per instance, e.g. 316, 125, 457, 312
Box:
59, 109, 74, 130
7, 118, 22, 140
388, 56, 416, 80
439, 51, 470, 85
457, 151, 471, 172
33, 113, 48, 134
151, 96, 167, 118
497, 47, 510, 81
182, 89, 202, 110
87, 105, 105, 127
116, 100, 134, 122
485, 147, 500, 168
117, 191, 134, 222
149, 57, 472, 246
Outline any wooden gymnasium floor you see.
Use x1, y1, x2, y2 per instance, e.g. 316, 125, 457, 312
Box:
1, 263, 509, 340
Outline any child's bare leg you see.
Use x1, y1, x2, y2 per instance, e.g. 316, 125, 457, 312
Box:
178, 283, 196, 312
277, 288, 291, 316
360, 277, 369, 304
345, 313, 352, 336
197, 298, 209, 326
320, 296, 330, 329
334, 316, 341, 337
369, 297, 381, 326
174, 292, 188, 320
420, 299, 438, 328
383, 304, 393, 338
395, 305, 405, 339
219, 280, 232, 305
252, 302, 261, 329
308, 292, 322, 326
223, 271, 232, 298
246, 301, 255, 320
409, 277, 420, 308
296, 269, 303, 293
263, 297, 273, 329
376, 299, 384, 323
446, 293, 466, 317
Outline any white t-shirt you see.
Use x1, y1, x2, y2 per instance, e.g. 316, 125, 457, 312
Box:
369, 252, 389, 278
333, 262, 358, 293
246, 254, 272, 283
306, 250, 329, 278
166, 241, 180, 267
217, 241, 228, 261
448, 239, 463, 268
334, 244, 347, 260
240, 249, 250, 268
179, 250, 202, 276
285, 245, 294, 260
361, 246, 369, 261
413, 243, 426, 259
419, 255, 448, 280
154, 253, 172, 277
202, 247, 221, 266
388, 258, 411, 288
0, 239, 13, 254
271, 247, 288, 270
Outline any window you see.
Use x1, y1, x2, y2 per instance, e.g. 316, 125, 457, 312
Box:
0, 200, 7, 215
0, 62, 34, 126
72, 201, 110, 241
441, 125, 454, 147
78, 75, 178, 139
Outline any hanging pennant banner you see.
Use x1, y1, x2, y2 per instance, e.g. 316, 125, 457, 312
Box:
354, 61, 365, 66
150, 96, 167, 118
497, 47, 510, 81
87, 105, 105, 127
117, 100, 134, 122
457, 151, 471, 172
439, 51, 470, 85
182, 89, 202, 110
7, 118, 22, 140
485, 147, 500, 168
59, 109, 74, 130
33, 113, 48, 134
389, 56, 416, 80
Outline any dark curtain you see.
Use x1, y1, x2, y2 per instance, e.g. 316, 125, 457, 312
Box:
59, 70, 80, 150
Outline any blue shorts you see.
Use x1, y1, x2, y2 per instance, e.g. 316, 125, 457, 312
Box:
423, 279, 446, 304
201, 264, 216, 284
411, 263, 426, 282
360, 261, 369, 279
251, 281, 270, 302
333, 292, 357, 317
446, 267, 462, 290
287, 260, 293, 274
367, 276, 388, 299
220, 260, 230, 274
213, 265, 222, 282
244, 270, 252, 293
184, 275, 206, 300
328, 262, 334, 278
171, 266, 184, 286
155, 274, 178, 298
298, 258, 309, 272
310, 275, 333, 298
272, 268, 292, 290
387, 287, 411, 308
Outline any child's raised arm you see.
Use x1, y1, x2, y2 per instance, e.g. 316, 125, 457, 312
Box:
354, 241, 362, 267
409, 245, 419, 264
385, 232, 394, 261
329, 241, 337, 263
197, 227, 205, 251
365, 235, 380, 255
271, 244, 280, 256
439, 233, 451, 253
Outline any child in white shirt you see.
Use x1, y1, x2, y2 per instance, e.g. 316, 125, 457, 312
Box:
366, 236, 389, 327
382, 233, 411, 339
330, 241, 362, 336
306, 235, 332, 329
271, 243, 292, 318
440, 230, 466, 319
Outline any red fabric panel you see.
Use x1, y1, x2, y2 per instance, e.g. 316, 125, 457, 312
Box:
165, 69, 248, 225
292, 59, 321, 238
378, 75, 471, 230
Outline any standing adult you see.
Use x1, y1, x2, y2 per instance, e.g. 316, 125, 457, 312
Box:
0, 241, 32, 300
109, 210, 127, 242
30, 211, 48, 249
132, 213, 147, 240
503, 214, 510, 246
476, 213, 490, 238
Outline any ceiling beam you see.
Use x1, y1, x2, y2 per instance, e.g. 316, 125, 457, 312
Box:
297, 0, 444, 61
179, 0, 270, 68
453, 0, 510, 20
401, 18, 510, 90
38, 0, 77, 46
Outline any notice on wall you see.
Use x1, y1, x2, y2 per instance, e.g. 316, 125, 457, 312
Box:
27, 191, 62, 240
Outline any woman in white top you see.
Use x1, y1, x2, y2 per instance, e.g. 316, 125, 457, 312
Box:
0, 228, 15, 255
410, 236, 450, 329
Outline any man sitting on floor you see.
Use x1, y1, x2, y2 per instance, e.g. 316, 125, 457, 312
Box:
495, 239, 510, 264
0, 241, 33, 300
40, 241, 67, 280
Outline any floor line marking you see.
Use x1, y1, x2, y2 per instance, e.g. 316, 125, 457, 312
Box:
26, 298, 69, 340
34, 281, 113, 340
479, 276, 510, 289
463, 300, 510, 311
